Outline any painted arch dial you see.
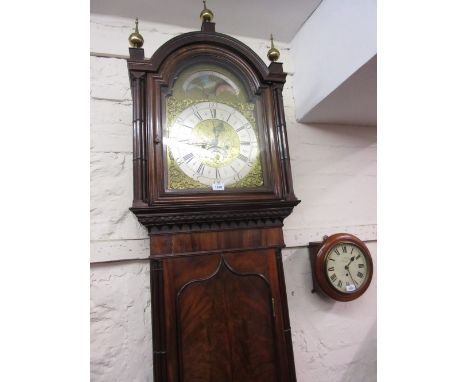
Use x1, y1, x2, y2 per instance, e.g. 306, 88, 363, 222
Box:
325, 243, 370, 293
168, 102, 258, 186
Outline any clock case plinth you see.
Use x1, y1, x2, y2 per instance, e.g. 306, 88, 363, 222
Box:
127, 21, 300, 382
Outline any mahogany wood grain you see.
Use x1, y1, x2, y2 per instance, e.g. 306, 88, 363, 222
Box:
177, 255, 278, 381
155, 248, 294, 382
150, 227, 284, 257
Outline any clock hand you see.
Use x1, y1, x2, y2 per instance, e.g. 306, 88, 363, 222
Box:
344, 256, 355, 270
348, 270, 358, 286
345, 256, 358, 287
211, 121, 225, 148
189, 141, 210, 147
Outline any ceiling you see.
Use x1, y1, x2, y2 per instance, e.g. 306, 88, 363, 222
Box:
90, 0, 323, 42
301, 55, 377, 126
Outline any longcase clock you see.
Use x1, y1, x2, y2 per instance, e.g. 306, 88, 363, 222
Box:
126, 9, 300, 382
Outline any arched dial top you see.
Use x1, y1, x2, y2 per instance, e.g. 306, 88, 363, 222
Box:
148, 31, 272, 82
165, 62, 265, 190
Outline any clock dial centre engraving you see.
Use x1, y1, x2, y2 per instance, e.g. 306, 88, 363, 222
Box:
168, 101, 259, 187
191, 119, 240, 167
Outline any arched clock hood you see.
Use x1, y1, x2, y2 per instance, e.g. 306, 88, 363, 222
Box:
127, 20, 299, 233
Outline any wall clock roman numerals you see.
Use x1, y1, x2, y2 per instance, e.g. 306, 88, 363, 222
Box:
309, 233, 374, 302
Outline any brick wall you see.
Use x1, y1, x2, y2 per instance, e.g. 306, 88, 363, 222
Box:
90, 14, 377, 382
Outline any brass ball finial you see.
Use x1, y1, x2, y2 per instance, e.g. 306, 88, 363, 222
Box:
128, 18, 144, 48
200, 0, 214, 22
267, 34, 280, 62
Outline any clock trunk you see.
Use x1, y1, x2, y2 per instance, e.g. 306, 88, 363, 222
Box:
150, 228, 296, 382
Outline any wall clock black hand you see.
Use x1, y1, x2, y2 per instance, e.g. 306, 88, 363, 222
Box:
310, 234, 373, 301
345, 256, 357, 287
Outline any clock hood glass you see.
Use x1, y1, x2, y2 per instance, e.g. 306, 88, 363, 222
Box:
165, 62, 265, 190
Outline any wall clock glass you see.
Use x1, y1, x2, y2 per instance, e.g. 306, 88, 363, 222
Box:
164, 62, 265, 191
309, 233, 374, 302
325, 243, 370, 293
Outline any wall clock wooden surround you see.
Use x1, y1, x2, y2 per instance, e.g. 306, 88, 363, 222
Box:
126, 16, 300, 382
309, 234, 374, 302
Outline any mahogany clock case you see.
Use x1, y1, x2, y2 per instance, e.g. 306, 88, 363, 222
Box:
149, 227, 297, 382
309, 233, 374, 302
127, 21, 300, 382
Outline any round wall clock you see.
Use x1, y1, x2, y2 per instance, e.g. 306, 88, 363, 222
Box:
309, 233, 374, 302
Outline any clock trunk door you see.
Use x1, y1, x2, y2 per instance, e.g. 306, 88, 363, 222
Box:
160, 250, 288, 382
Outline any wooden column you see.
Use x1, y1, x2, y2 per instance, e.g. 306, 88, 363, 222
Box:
130, 70, 147, 207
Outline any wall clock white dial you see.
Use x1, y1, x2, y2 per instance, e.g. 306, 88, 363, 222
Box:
309, 233, 374, 302
325, 243, 370, 293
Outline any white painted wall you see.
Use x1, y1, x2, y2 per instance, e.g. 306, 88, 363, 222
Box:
90, 14, 376, 382
291, 0, 377, 122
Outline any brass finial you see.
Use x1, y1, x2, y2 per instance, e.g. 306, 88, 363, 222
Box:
128, 18, 144, 48
267, 34, 280, 62
200, 0, 214, 22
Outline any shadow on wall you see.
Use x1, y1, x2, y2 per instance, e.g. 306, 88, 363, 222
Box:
283, 246, 338, 314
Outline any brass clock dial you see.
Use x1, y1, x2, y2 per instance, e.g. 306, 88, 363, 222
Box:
309, 233, 374, 302
165, 63, 265, 191
168, 101, 258, 186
